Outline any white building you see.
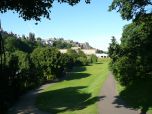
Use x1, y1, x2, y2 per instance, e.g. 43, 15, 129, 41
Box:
59, 47, 108, 58
96, 53, 108, 58
59, 49, 67, 54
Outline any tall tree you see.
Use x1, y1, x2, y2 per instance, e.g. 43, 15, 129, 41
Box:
109, 0, 152, 21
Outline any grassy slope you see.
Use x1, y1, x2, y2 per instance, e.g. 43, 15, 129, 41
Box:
36, 59, 109, 114
116, 80, 152, 114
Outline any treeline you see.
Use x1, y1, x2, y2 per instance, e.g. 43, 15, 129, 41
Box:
0, 31, 98, 113
109, 14, 152, 86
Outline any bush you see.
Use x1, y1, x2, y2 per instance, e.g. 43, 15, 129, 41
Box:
112, 56, 136, 85
67, 49, 88, 66
90, 54, 98, 63
77, 57, 88, 66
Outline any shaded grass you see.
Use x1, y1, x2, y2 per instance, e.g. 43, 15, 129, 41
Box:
36, 59, 110, 114
116, 79, 152, 114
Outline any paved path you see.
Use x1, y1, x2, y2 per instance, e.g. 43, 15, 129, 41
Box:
7, 73, 140, 114
99, 73, 139, 114
7, 83, 52, 114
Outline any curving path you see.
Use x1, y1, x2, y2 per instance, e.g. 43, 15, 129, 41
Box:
7, 83, 52, 114
8, 73, 141, 114
98, 73, 139, 114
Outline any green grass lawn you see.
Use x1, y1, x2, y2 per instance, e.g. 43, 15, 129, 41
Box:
116, 80, 152, 114
36, 59, 110, 114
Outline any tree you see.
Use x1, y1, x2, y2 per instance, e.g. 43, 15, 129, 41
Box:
67, 49, 79, 64
108, 36, 121, 62
4, 34, 39, 53
77, 49, 88, 65
109, 0, 152, 21
0, 0, 91, 67
90, 54, 98, 63
0, 52, 19, 113
53, 40, 72, 49
109, 19, 152, 85
0, 0, 91, 21
28, 32, 35, 43
31, 47, 67, 80
60, 53, 74, 71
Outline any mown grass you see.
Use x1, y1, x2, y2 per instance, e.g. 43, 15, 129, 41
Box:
116, 79, 152, 114
36, 59, 110, 114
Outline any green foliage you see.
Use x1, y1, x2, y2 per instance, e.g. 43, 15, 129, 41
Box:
112, 56, 137, 85
109, 17, 152, 86
36, 60, 110, 114
89, 54, 98, 63
31, 47, 61, 80
77, 49, 88, 65
4, 35, 40, 53
77, 57, 88, 66
4, 36, 17, 52
67, 49, 79, 64
67, 49, 88, 66
28, 32, 36, 43
108, 37, 120, 60
53, 40, 72, 49
109, 0, 152, 21
61, 53, 74, 71
77, 49, 86, 58
1, 33, 89, 113
110, 1, 152, 113
0, 0, 90, 21
0, 51, 32, 113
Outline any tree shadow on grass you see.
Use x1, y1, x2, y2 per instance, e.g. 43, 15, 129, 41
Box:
113, 79, 152, 114
36, 86, 105, 114
72, 66, 86, 72
95, 62, 103, 64
65, 73, 91, 81
64, 66, 91, 81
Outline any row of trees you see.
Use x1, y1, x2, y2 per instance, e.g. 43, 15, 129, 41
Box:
0, 31, 97, 113
109, 18, 152, 85
109, 2, 152, 85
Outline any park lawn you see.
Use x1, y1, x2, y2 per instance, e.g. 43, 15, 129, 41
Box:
36, 59, 110, 114
116, 80, 152, 114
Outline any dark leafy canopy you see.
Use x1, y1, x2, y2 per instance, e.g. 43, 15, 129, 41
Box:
109, 0, 152, 20
108, 36, 120, 62
109, 18, 152, 85
0, 0, 90, 21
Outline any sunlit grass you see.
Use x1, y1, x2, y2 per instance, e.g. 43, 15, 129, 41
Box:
36, 59, 110, 114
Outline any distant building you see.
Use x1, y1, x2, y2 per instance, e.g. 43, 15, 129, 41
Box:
82, 49, 97, 55
59, 49, 67, 54
59, 48, 108, 58
96, 53, 108, 58
71, 47, 81, 50
59, 47, 97, 55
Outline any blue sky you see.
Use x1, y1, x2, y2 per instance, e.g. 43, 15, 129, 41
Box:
0, 0, 130, 51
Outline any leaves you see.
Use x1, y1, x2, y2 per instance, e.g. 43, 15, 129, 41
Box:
109, 18, 152, 86
0, 0, 91, 21
109, 0, 152, 20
